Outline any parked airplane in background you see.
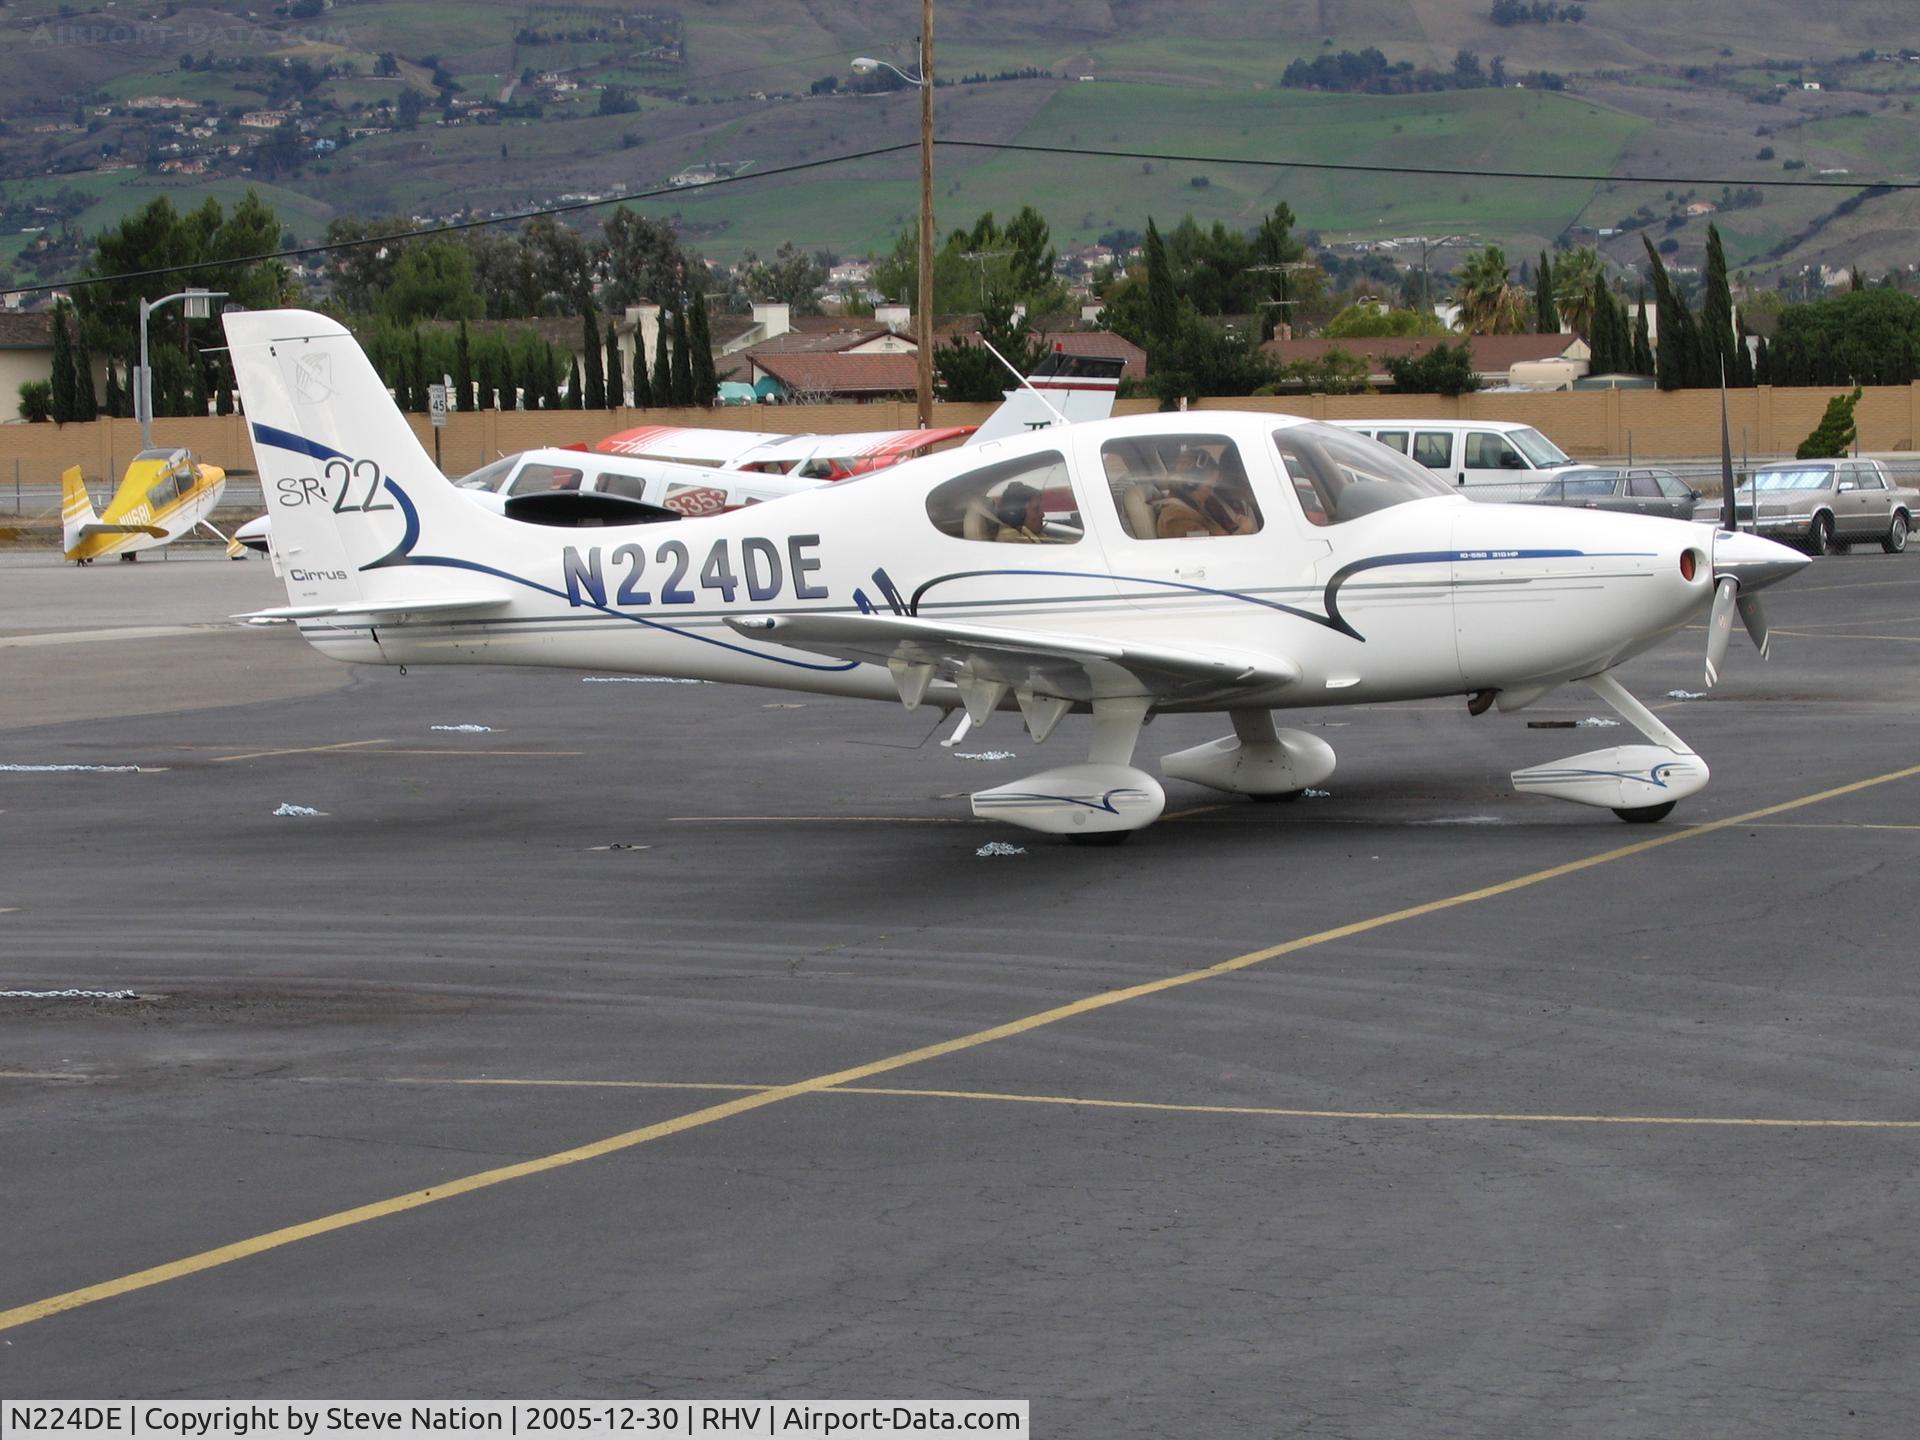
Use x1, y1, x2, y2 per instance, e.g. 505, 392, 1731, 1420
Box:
227, 310, 1807, 842
596, 346, 1127, 475
62, 449, 240, 564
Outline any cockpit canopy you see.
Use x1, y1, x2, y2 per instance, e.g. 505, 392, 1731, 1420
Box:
1272, 422, 1458, 525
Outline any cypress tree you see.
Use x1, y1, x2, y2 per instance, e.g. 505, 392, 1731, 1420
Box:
215, 357, 234, 417
568, 354, 584, 409
632, 326, 654, 408
690, 290, 717, 406
1587, 273, 1614, 372
499, 348, 517, 409
1701, 224, 1735, 386
1632, 286, 1654, 376
71, 316, 98, 421
670, 305, 694, 406
543, 341, 562, 410
1641, 237, 1688, 390
653, 317, 672, 409
1535, 251, 1559, 333
412, 333, 429, 412
605, 325, 624, 409
1144, 217, 1176, 352
50, 303, 76, 424
582, 307, 606, 409
190, 359, 210, 418
1754, 335, 1772, 385
1733, 315, 1755, 387
104, 362, 124, 419
455, 321, 475, 411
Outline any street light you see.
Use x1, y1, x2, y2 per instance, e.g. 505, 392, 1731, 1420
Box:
852, 2, 934, 428
135, 287, 226, 450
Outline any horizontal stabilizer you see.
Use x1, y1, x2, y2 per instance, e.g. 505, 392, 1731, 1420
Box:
728, 610, 1297, 704
233, 594, 512, 623
79, 523, 167, 539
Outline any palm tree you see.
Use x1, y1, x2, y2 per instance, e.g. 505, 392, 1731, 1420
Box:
1553, 247, 1604, 338
1452, 245, 1528, 334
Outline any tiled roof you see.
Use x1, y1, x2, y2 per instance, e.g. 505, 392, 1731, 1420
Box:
0, 311, 55, 349
1264, 333, 1581, 377
752, 351, 918, 397
1038, 330, 1146, 380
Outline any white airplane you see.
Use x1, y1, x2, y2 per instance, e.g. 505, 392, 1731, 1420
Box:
226, 309, 1808, 843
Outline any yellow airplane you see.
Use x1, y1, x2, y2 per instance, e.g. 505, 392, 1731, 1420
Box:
61, 448, 241, 563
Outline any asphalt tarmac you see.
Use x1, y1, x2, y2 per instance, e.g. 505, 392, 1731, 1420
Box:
3, 544, 1918, 1436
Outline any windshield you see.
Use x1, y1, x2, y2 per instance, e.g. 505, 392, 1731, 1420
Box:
1752, 468, 1832, 492
1272, 423, 1457, 526
454, 456, 518, 491
1509, 427, 1570, 467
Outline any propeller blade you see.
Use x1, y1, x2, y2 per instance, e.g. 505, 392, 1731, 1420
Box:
1737, 590, 1770, 660
1706, 575, 1738, 687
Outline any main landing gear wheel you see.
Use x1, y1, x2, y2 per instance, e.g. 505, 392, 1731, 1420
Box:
1248, 789, 1305, 804
1807, 513, 1833, 556
1885, 514, 1909, 554
1612, 801, 1676, 824
1067, 830, 1133, 847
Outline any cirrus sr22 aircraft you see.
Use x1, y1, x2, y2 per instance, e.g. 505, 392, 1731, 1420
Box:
227, 310, 1808, 844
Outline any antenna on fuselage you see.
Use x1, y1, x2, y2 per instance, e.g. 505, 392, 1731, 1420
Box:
979, 338, 1071, 430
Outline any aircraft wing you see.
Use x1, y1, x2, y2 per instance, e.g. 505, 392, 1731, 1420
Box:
79, 522, 167, 538
728, 611, 1297, 717
233, 594, 513, 623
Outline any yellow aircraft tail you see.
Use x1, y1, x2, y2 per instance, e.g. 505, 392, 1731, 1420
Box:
60, 466, 99, 558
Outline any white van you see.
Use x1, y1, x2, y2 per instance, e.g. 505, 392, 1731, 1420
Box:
1329, 419, 1580, 492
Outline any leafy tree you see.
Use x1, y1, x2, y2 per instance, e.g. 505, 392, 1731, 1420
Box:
1535, 250, 1559, 333
379, 242, 483, 325
739, 242, 828, 314
1386, 341, 1481, 396
1148, 309, 1277, 405
1276, 349, 1372, 394
1797, 386, 1863, 458
689, 291, 717, 406
582, 307, 606, 409
1323, 305, 1447, 338
1769, 288, 1920, 386
598, 208, 702, 313
935, 301, 1046, 401
50, 302, 76, 424
522, 213, 594, 311
18, 379, 52, 422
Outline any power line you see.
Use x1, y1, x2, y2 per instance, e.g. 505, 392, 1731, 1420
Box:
6, 135, 1910, 300
941, 139, 1917, 192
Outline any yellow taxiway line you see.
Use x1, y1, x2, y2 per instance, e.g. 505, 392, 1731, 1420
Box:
5, 760, 1919, 1334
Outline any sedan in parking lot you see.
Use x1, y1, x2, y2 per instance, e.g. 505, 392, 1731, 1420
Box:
1520, 466, 1700, 520
1735, 459, 1916, 554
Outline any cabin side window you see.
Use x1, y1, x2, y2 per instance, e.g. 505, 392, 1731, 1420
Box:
506, 463, 584, 495
925, 451, 1080, 544
1101, 435, 1262, 541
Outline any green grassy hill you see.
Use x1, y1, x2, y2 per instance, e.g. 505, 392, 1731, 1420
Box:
2, 0, 1916, 287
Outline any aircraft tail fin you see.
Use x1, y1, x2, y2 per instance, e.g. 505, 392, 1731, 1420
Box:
222, 309, 492, 614
965, 348, 1125, 447
60, 466, 99, 557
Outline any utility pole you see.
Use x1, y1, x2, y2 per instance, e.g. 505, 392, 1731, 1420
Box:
916, 0, 935, 429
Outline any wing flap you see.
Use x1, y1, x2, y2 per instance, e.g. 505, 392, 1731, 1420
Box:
233, 594, 512, 623
728, 611, 1297, 704
79, 523, 167, 538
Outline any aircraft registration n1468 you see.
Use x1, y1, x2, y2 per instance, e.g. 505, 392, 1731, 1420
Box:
226, 310, 1808, 843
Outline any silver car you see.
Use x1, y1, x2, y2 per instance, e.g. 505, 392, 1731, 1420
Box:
1735, 459, 1916, 555
1522, 466, 1700, 521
